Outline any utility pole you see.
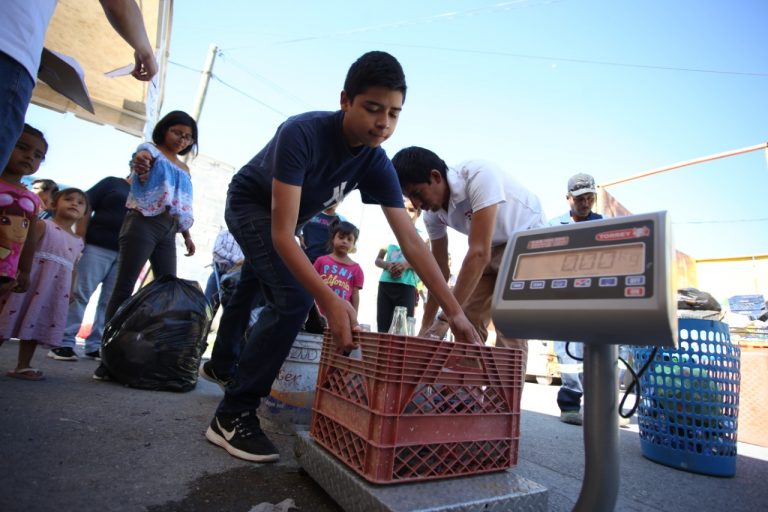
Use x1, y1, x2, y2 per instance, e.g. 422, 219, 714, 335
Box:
190, 43, 218, 123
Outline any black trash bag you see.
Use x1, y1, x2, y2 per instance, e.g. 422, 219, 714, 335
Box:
102, 275, 212, 392
677, 287, 721, 311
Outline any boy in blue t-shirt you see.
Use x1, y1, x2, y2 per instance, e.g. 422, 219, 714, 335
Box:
202, 51, 480, 463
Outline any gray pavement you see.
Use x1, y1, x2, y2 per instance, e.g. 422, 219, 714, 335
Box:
1, 339, 766, 512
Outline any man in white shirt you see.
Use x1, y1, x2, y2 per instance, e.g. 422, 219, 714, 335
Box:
392, 146, 547, 364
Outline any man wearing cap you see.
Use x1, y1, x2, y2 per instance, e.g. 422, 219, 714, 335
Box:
549, 173, 602, 425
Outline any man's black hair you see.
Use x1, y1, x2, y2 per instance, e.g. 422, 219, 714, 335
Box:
391, 146, 448, 191
344, 51, 407, 103
152, 110, 199, 156
31, 178, 58, 192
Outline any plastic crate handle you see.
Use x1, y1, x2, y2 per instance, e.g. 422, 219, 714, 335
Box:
443, 354, 485, 374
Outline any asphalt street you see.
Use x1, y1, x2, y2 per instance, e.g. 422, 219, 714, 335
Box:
1, 339, 766, 512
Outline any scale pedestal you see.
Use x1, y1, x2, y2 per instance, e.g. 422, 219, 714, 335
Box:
295, 431, 548, 512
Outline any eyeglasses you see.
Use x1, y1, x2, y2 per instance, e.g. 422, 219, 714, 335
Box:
169, 128, 194, 142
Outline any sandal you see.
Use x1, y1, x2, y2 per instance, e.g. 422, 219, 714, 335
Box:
6, 368, 45, 381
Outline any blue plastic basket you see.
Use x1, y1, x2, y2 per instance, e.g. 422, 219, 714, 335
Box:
634, 318, 740, 477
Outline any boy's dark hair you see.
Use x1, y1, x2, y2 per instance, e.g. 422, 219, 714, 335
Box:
152, 110, 198, 156
23, 123, 48, 153
52, 187, 90, 213
344, 51, 407, 103
326, 219, 360, 253
391, 146, 448, 191
31, 178, 58, 193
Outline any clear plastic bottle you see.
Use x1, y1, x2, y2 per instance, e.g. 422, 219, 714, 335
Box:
388, 306, 408, 335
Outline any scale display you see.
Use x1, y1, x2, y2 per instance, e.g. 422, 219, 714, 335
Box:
513, 242, 645, 280
491, 211, 676, 346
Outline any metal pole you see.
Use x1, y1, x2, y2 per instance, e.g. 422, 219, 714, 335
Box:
574, 343, 619, 512
599, 142, 767, 189
190, 43, 218, 123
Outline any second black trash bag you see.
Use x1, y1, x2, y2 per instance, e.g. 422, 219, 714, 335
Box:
102, 275, 212, 392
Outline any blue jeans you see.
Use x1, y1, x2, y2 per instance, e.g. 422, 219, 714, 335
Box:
555, 341, 584, 412
0, 52, 34, 173
61, 244, 119, 353
215, 207, 314, 415
555, 342, 631, 412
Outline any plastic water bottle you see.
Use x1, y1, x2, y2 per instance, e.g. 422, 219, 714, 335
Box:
388, 306, 408, 335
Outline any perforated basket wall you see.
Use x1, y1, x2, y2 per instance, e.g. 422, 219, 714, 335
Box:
310, 331, 525, 484
634, 318, 740, 477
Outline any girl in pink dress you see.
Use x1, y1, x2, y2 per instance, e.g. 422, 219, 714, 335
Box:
313, 221, 364, 314
0, 188, 87, 380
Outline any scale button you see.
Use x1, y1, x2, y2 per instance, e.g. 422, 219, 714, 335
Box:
574, 278, 592, 288
530, 280, 546, 289
552, 279, 568, 289
625, 286, 646, 297
625, 275, 646, 286
599, 277, 618, 287
509, 281, 525, 290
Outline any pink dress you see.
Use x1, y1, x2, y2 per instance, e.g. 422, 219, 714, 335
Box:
0, 220, 84, 346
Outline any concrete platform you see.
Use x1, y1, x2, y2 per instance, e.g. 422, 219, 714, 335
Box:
294, 431, 548, 512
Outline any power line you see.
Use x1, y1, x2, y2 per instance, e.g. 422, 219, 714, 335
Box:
221, 0, 554, 50
348, 40, 768, 77
170, 59, 290, 118
211, 74, 289, 118
220, 53, 314, 110
168, 60, 201, 73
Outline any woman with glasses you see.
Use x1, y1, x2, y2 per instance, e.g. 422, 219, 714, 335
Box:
102, 111, 198, 332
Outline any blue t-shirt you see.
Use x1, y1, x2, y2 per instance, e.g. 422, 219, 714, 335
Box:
228, 110, 404, 223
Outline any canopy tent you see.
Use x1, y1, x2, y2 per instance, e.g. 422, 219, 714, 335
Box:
31, 0, 173, 138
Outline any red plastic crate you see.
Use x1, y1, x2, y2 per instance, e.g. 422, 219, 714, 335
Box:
309, 331, 524, 484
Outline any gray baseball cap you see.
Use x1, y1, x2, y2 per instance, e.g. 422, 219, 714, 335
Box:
568, 173, 597, 196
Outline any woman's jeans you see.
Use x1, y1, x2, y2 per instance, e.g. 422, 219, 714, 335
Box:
105, 211, 177, 322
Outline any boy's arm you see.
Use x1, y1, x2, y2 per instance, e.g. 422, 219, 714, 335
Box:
272, 179, 358, 350
451, 204, 498, 308
383, 207, 481, 344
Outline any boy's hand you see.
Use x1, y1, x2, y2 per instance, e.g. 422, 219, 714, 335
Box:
322, 297, 359, 351
447, 313, 483, 345
13, 271, 30, 293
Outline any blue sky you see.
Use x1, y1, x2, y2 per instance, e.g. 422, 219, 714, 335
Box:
26, 0, 768, 261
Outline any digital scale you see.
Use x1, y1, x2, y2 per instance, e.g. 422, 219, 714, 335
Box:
491, 211, 677, 512
492, 210, 677, 347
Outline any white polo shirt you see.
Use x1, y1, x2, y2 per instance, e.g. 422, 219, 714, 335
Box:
423, 159, 547, 247
0, 0, 58, 79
